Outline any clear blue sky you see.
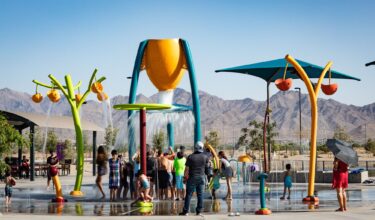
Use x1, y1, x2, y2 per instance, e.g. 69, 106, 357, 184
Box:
1, 0, 374, 106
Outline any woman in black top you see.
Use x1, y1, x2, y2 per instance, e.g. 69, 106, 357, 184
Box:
96, 146, 108, 200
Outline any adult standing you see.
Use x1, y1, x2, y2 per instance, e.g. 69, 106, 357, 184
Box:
108, 150, 120, 201
179, 141, 209, 216
159, 153, 169, 200
332, 157, 349, 211
21, 155, 30, 179
96, 146, 108, 200
218, 151, 233, 200
146, 150, 157, 197
117, 154, 127, 200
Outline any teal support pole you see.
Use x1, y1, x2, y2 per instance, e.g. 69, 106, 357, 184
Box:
167, 122, 174, 150
255, 173, 271, 215
259, 173, 267, 209
180, 39, 201, 143
128, 40, 148, 161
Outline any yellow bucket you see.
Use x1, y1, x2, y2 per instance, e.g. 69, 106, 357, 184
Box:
142, 39, 187, 91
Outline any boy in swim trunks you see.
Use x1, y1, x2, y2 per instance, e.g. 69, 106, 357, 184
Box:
280, 164, 292, 200
138, 173, 153, 202
4, 171, 16, 206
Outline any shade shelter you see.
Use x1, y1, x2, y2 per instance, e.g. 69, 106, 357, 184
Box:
1, 110, 104, 181
216, 55, 360, 202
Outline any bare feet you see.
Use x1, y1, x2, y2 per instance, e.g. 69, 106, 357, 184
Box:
335, 208, 344, 212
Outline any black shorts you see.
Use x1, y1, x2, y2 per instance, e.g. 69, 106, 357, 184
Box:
121, 179, 129, 188
159, 170, 169, 189
5, 186, 12, 197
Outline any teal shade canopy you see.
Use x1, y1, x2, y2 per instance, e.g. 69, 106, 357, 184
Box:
215, 58, 360, 82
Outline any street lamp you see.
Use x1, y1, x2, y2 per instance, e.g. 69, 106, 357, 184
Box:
295, 87, 302, 154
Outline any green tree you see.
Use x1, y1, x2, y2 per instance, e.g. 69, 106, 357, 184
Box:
237, 120, 278, 154
0, 114, 26, 175
364, 138, 375, 155
105, 126, 119, 147
33, 127, 44, 152
333, 126, 351, 142
46, 130, 58, 153
152, 130, 166, 153
204, 130, 220, 148
63, 139, 75, 160
83, 131, 91, 153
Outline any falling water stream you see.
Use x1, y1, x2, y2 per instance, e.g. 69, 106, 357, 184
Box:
99, 93, 114, 149
42, 101, 54, 158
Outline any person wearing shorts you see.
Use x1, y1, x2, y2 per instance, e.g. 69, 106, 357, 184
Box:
138, 173, 152, 202
219, 151, 233, 200
159, 154, 170, 200
174, 151, 186, 200
4, 171, 16, 206
108, 150, 120, 201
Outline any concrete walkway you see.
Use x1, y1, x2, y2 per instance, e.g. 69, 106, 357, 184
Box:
2, 174, 374, 219
1, 207, 375, 220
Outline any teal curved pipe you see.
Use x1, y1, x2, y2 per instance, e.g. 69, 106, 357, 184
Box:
180, 39, 202, 142
128, 40, 148, 161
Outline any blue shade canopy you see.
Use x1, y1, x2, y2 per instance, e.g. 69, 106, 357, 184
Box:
215, 58, 360, 82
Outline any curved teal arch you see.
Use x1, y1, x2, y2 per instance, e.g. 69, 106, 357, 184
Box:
127, 39, 202, 160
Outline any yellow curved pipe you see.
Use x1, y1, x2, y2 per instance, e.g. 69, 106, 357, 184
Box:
314, 61, 333, 96
52, 175, 64, 200
285, 54, 332, 198
204, 142, 220, 170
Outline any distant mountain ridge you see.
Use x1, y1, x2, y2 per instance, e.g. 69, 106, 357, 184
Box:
1, 87, 374, 144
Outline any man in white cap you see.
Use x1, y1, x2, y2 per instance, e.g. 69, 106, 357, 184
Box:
179, 141, 209, 216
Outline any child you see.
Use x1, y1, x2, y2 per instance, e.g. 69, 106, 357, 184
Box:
174, 151, 186, 201
137, 173, 153, 202
280, 163, 292, 200
211, 169, 221, 200
108, 150, 120, 202
4, 171, 16, 206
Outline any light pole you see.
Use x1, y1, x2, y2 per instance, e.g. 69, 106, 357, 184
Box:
295, 87, 302, 154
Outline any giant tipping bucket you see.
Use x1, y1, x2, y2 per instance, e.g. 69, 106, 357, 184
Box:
142, 39, 187, 92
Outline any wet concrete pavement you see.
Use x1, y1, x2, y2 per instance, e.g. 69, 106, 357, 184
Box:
1, 175, 374, 217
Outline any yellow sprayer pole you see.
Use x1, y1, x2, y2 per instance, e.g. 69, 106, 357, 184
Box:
285, 55, 332, 202
52, 175, 64, 202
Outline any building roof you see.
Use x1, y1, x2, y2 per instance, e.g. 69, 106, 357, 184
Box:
1, 110, 104, 132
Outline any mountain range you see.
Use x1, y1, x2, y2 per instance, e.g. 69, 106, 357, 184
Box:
1, 87, 374, 145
